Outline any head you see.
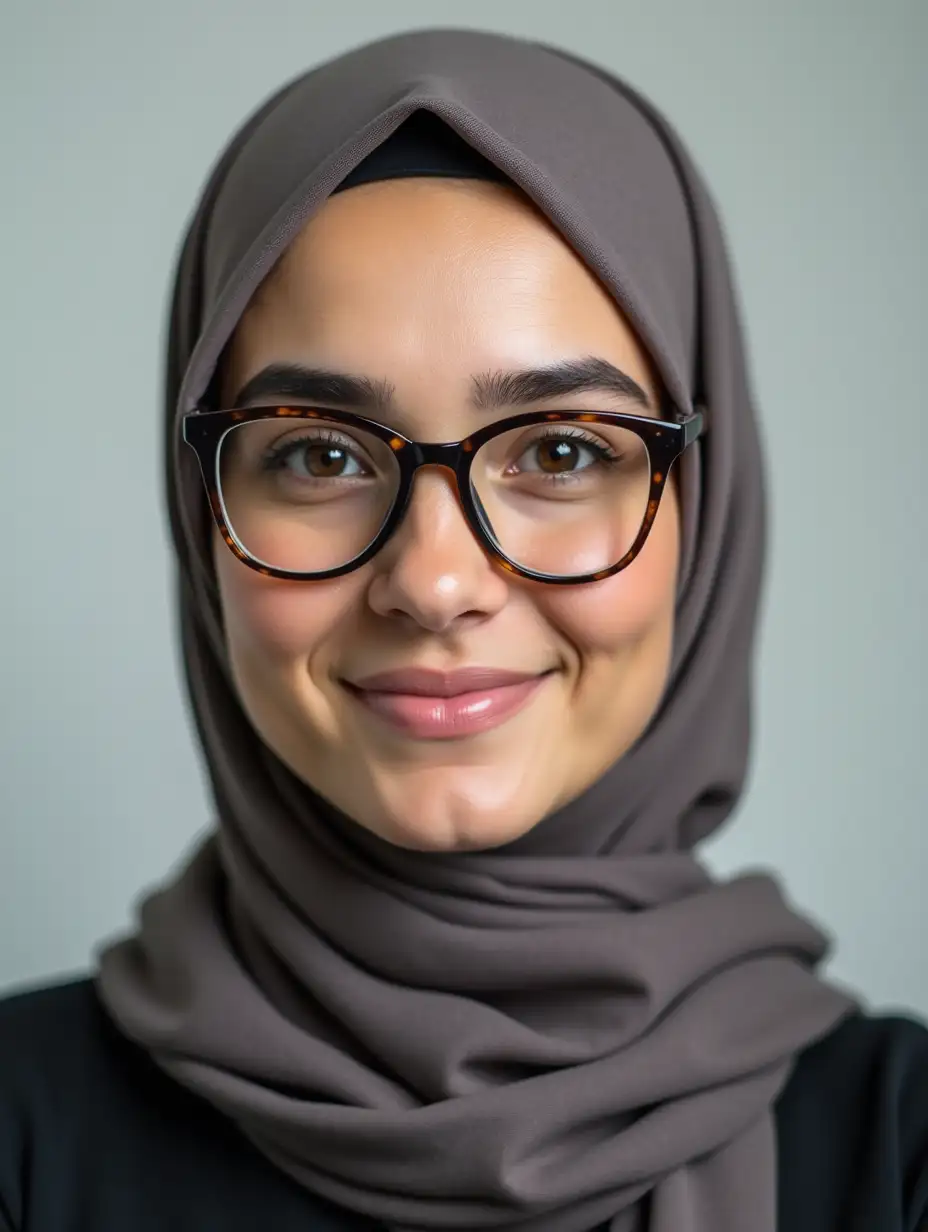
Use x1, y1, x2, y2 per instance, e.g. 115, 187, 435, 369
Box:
169, 30, 764, 865
211, 173, 681, 853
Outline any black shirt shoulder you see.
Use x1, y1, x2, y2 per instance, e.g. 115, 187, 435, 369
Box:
775, 1003, 928, 1231
0, 979, 368, 1232
0, 978, 926, 1232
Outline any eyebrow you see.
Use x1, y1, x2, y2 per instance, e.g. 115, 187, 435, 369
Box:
231, 356, 652, 415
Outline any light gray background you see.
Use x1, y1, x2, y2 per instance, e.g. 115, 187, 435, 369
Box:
2, 1, 925, 1013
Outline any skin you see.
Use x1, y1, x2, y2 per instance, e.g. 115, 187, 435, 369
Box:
214, 178, 680, 853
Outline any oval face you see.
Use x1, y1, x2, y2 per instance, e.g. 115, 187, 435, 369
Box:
214, 176, 680, 852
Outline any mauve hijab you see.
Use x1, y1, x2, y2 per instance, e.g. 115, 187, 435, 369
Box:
97, 27, 859, 1232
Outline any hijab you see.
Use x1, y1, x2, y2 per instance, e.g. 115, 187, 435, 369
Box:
97, 28, 858, 1232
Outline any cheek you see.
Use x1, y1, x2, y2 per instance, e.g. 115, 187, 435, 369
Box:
214, 539, 359, 665
542, 496, 680, 658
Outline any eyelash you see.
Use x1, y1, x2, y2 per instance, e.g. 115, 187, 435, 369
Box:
261, 429, 365, 470
528, 426, 620, 461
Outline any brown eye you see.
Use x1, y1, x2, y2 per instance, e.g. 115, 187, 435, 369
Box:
534, 439, 582, 473
303, 444, 353, 477
510, 432, 613, 478
262, 434, 369, 481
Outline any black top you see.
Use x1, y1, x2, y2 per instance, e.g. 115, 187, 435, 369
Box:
0, 980, 925, 1231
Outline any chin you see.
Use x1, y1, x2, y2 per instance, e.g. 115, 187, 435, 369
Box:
407, 821, 532, 852
373, 815, 535, 854
347, 765, 548, 854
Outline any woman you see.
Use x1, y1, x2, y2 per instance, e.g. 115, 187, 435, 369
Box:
0, 26, 925, 1232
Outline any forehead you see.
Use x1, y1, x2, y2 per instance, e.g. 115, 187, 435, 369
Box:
227, 179, 656, 392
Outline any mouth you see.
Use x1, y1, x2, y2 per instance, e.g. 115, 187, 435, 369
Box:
341, 666, 555, 741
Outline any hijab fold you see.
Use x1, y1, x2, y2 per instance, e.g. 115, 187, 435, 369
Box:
98, 28, 857, 1232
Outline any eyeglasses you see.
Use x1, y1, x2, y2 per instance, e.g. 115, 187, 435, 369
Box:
182, 404, 704, 585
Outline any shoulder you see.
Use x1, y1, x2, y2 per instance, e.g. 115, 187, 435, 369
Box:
0, 977, 217, 1229
776, 1008, 928, 1232
0, 979, 352, 1231
784, 1007, 928, 1108
0, 978, 131, 1227
0, 977, 128, 1116
0, 975, 101, 1054
0, 976, 102, 1108
0, 979, 92, 1228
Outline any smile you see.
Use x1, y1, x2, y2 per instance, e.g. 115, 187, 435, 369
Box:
342, 667, 554, 740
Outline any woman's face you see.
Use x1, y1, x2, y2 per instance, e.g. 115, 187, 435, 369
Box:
215, 178, 680, 852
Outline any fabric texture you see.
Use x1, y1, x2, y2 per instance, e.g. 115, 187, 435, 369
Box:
6, 981, 928, 1232
96, 28, 859, 1232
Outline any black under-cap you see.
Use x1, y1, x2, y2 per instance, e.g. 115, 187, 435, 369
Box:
333, 108, 510, 193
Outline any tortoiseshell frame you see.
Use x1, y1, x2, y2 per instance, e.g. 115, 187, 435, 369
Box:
182, 404, 705, 585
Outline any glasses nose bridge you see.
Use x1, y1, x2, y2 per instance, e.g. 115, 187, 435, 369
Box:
399, 439, 486, 544
408, 439, 469, 492
413, 439, 466, 467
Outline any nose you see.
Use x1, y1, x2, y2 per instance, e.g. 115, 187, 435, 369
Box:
366, 468, 509, 633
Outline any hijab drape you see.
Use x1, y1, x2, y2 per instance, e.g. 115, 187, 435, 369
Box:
97, 28, 857, 1232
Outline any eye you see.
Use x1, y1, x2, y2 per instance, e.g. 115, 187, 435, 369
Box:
509, 431, 617, 477
264, 433, 369, 480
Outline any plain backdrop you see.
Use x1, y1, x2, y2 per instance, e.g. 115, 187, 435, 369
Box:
1, 0, 925, 1015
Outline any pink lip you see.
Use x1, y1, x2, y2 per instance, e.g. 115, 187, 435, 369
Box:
344, 667, 552, 739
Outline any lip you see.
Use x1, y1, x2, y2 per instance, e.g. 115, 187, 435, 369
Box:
343, 667, 553, 740
349, 667, 545, 696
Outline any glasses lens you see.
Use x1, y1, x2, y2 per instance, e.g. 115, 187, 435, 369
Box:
471, 419, 653, 578
217, 418, 401, 573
